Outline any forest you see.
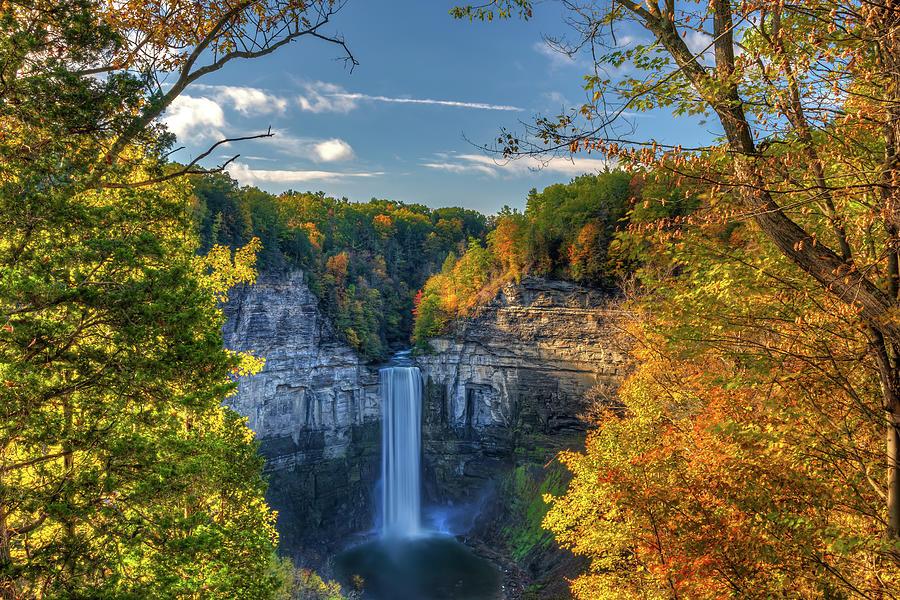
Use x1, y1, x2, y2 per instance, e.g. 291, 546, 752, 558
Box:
5, 0, 900, 598
410, 171, 696, 344
190, 171, 485, 360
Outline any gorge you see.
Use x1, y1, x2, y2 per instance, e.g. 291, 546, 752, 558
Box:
14, 0, 897, 593
221, 268, 629, 598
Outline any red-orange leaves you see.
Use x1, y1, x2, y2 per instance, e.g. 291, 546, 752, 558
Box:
545, 321, 891, 599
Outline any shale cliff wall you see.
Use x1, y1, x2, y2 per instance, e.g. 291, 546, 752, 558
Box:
221, 271, 630, 576
221, 271, 381, 558
416, 278, 629, 503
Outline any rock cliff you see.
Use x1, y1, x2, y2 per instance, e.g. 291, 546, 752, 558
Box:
416, 277, 629, 502
220, 271, 630, 586
415, 278, 630, 598
221, 270, 381, 559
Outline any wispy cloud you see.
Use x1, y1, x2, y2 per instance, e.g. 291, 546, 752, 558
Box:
541, 91, 572, 112
296, 81, 359, 113
189, 84, 289, 116
296, 81, 523, 113
533, 40, 579, 69
334, 92, 524, 112
423, 158, 497, 177
208, 85, 288, 115
423, 153, 613, 178
226, 162, 383, 186
162, 95, 225, 143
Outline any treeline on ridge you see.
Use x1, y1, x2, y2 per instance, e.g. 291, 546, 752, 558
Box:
189, 170, 692, 356
188, 171, 487, 361
412, 170, 697, 344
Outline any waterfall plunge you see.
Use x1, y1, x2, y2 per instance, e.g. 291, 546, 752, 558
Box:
380, 366, 422, 538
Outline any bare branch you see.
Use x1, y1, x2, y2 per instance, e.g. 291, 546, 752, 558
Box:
101, 129, 273, 189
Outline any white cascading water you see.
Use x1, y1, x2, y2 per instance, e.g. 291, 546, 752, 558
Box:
380, 366, 422, 538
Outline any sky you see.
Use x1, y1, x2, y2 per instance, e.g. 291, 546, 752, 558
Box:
161, 0, 722, 215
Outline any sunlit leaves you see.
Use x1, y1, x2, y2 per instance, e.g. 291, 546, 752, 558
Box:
546, 210, 899, 598
412, 172, 633, 344
449, 0, 533, 22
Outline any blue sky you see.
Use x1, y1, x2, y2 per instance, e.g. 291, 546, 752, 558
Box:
162, 1, 721, 215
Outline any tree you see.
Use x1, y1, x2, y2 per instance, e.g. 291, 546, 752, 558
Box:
567, 220, 606, 284
1, 0, 357, 596
545, 210, 898, 597
0, 159, 278, 598
454, 0, 900, 545
487, 211, 528, 282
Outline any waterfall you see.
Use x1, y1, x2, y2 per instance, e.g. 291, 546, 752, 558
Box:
380, 366, 422, 538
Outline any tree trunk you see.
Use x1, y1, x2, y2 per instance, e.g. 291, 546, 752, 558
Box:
888, 418, 900, 540
872, 328, 900, 544
621, 0, 900, 543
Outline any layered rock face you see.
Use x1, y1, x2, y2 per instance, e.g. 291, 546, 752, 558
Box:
416, 278, 629, 503
221, 271, 381, 558
220, 271, 629, 576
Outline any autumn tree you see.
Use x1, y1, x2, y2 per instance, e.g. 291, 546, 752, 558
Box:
1, 0, 357, 596
567, 220, 606, 284
545, 208, 899, 597
487, 210, 528, 282
454, 0, 900, 546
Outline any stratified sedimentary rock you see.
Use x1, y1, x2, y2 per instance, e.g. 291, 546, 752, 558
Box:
416, 277, 629, 502
221, 271, 630, 563
221, 270, 381, 558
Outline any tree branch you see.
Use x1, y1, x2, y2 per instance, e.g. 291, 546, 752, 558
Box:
101, 129, 273, 189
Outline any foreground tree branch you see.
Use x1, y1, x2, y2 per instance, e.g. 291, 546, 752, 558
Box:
451, 0, 900, 563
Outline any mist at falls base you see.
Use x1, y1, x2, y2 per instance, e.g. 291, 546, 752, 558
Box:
334, 358, 502, 600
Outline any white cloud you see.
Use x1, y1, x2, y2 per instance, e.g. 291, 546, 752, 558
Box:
225, 162, 383, 186
335, 92, 524, 112
614, 33, 650, 48
314, 138, 355, 162
204, 85, 289, 115
538, 155, 614, 176
422, 160, 497, 177
162, 95, 225, 143
297, 81, 359, 113
423, 153, 614, 178
269, 134, 356, 162
684, 31, 715, 64
296, 81, 523, 112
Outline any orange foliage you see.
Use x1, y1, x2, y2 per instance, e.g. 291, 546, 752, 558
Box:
567, 220, 605, 284
373, 214, 394, 238
547, 328, 890, 598
325, 251, 349, 282
487, 216, 527, 282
